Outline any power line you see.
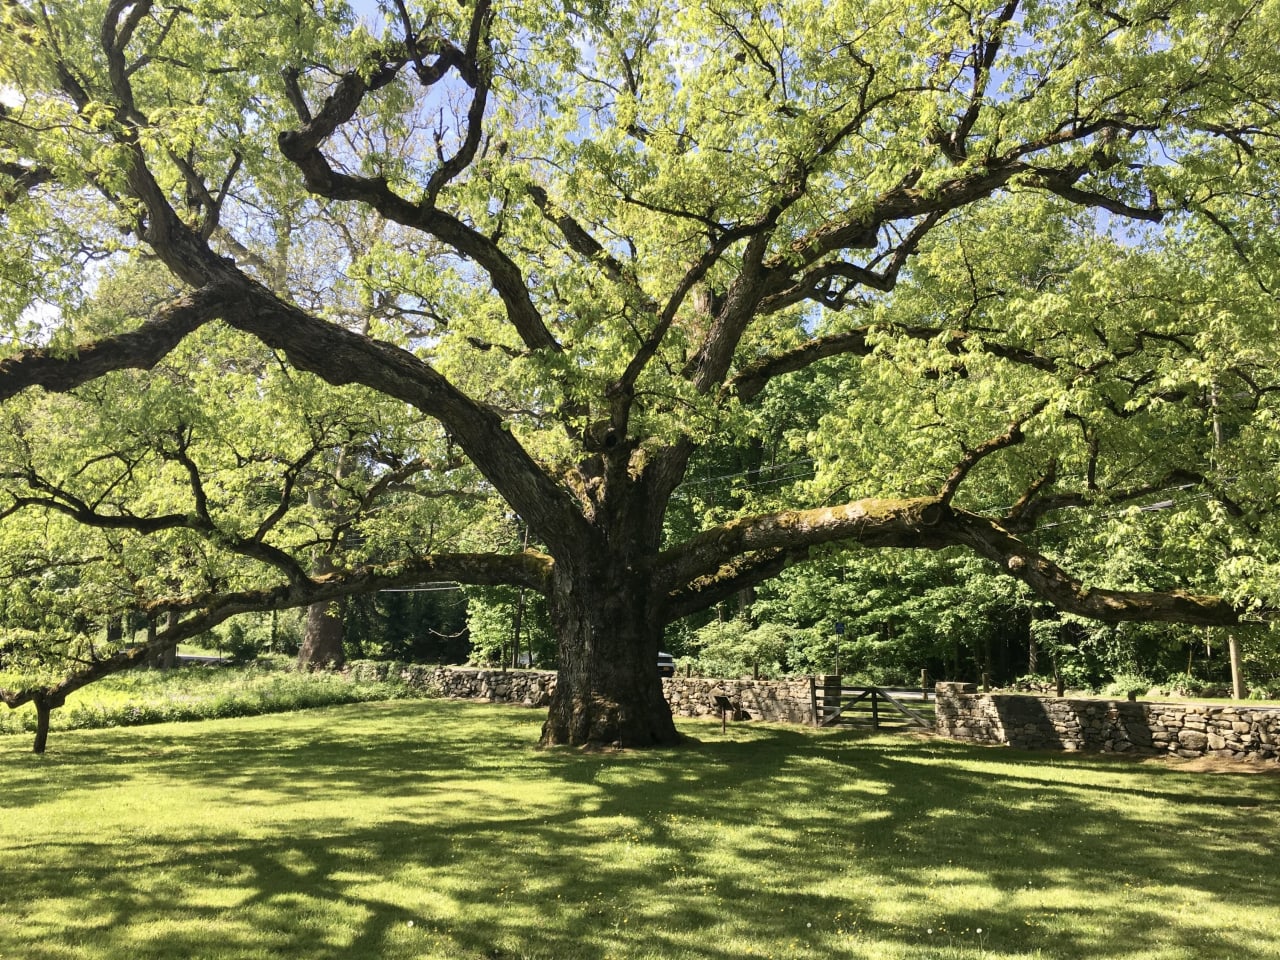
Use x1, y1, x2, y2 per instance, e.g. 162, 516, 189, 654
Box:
680, 457, 816, 488
378, 583, 463, 593
1037, 489, 1214, 530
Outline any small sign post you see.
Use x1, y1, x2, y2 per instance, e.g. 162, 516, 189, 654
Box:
713, 694, 734, 733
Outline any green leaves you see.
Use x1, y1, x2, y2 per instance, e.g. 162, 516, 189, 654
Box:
5, 0, 1280, 722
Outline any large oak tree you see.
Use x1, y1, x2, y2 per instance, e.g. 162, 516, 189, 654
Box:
2, 0, 1279, 748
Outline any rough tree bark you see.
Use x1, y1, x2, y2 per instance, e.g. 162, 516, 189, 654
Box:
1228, 634, 1247, 700
298, 547, 346, 669
541, 559, 680, 747
31, 693, 63, 755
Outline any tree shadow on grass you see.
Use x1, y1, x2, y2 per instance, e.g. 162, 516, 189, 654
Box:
1, 700, 535, 810
4, 703, 1279, 959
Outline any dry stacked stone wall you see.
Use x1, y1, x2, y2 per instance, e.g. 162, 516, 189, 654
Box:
935, 682, 1280, 762
663, 676, 814, 723
344, 662, 814, 723
344, 662, 557, 706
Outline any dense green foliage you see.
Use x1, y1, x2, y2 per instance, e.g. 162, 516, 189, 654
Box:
463, 584, 555, 667
701, 550, 1280, 693
3, 0, 1280, 745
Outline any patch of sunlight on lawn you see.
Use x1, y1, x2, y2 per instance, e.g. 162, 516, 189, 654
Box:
2, 700, 1278, 960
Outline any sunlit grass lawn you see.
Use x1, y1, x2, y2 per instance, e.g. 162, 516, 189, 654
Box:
3, 701, 1278, 959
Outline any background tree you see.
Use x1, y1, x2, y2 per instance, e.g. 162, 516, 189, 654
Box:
3, 0, 1280, 749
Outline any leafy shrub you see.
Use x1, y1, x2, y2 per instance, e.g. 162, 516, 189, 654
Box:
221, 623, 262, 664
465, 586, 554, 667
1103, 673, 1153, 699
1007, 662, 1095, 693
1161, 672, 1211, 697
687, 620, 791, 680
1009, 673, 1057, 693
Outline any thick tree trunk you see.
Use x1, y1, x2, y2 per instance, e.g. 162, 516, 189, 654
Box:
540, 564, 681, 748
145, 617, 161, 668
298, 550, 345, 669
298, 598, 346, 669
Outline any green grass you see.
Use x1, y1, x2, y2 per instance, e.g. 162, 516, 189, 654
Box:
0, 661, 414, 738
2, 702, 1278, 960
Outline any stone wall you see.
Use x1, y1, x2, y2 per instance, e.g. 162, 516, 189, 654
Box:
345, 662, 815, 723
663, 676, 814, 724
935, 682, 1280, 762
345, 662, 557, 706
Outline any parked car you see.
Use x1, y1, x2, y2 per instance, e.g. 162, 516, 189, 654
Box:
658, 651, 676, 678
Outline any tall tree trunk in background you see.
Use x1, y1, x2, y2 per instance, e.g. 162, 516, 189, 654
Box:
1211, 393, 1246, 700
510, 524, 530, 668
32, 693, 61, 754
511, 585, 526, 669
33, 701, 51, 754
1228, 634, 1246, 700
145, 616, 160, 668
162, 610, 177, 669
298, 453, 351, 670
298, 554, 346, 669
144, 613, 178, 669
299, 602, 345, 668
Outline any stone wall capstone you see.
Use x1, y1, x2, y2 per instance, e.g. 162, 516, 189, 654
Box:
934, 683, 1280, 762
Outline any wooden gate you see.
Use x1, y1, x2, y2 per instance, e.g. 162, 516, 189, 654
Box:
808, 676, 930, 729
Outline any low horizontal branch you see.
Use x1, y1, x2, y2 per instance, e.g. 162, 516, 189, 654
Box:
657, 497, 1255, 628
948, 509, 1244, 626
0, 550, 553, 712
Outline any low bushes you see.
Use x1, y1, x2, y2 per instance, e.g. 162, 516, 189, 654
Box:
0, 659, 419, 737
